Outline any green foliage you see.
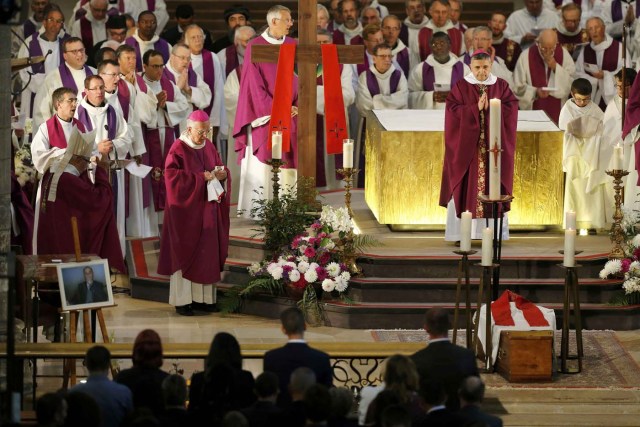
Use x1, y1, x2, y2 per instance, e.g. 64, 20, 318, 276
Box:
219, 277, 285, 313
298, 285, 324, 326
609, 290, 640, 306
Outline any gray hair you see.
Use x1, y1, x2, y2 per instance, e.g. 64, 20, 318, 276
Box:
266, 5, 291, 26
317, 4, 330, 20
473, 26, 491, 37
171, 42, 190, 54
234, 25, 256, 42
361, 6, 380, 19
586, 16, 605, 28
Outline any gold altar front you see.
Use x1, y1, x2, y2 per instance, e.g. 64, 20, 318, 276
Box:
364, 112, 564, 230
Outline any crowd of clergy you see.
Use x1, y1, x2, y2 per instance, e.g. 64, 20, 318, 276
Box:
9, 0, 640, 312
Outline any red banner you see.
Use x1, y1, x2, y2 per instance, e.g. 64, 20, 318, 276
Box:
321, 44, 348, 154
268, 43, 296, 152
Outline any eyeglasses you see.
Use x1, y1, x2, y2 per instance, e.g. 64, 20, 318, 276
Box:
100, 72, 119, 77
573, 96, 591, 104
375, 54, 393, 59
189, 127, 212, 136
382, 26, 401, 32
46, 18, 64, 24
172, 53, 191, 61
65, 48, 86, 55
275, 17, 295, 24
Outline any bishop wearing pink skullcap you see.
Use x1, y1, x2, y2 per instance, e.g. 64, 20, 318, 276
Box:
158, 110, 231, 316
439, 49, 518, 243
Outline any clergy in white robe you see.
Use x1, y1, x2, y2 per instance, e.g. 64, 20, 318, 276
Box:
163, 43, 212, 132
17, 8, 67, 132
602, 0, 636, 40
334, 0, 364, 45
555, 4, 590, 58
575, 18, 628, 110
75, 75, 131, 254
490, 11, 522, 72
504, 0, 560, 49
317, 30, 356, 190
216, 26, 255, 80
135, 49, 189, 235
559, 79, 609, 230
401, 0, 430, 69
416, 0, 465, 60
513, 30, 576, 123
356, 48, 409, 115
223, 66, 242, 204
32, 37, 97, 132
124, 12, 172, 72
408, 32, 469, 109
11, 0, 47, 56
362, 0, 389, 18
469, 26, 515, 89
604, 69, 639, 209
382, 15, 411, 77
70, 0, 108, 48
358, 24, 384, 77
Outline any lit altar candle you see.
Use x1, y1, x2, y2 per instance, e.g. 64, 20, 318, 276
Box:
613, 144, 624, 170
460, 211, 472, 252
564, 228, 576, 267
272, 131, 282, 160
481, 228, 493, 266
566, 210, 576, 230
489, 98, 501, 200
343, 139, 354, 168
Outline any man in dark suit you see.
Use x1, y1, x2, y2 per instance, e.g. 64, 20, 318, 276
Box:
458, 376, 503, 427
263, 307, 333, 407
416, 379, 466, 427
241, 372, 284, 427
410, 308, 479, 410
68, 266, 109, 305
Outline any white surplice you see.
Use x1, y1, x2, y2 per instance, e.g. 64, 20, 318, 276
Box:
190, 49, 224, 128
408, 54, 469, 109
70, 12, 107, 46
504, 8, 560, 48
356, 64, 408, 115
223, 68, 241, 204
403, 16, 429, 71
164, 62, 212, 132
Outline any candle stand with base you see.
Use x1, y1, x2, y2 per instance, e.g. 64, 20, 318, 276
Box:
337, 167, 362, 276
557, 254, 584, 374
478, 195, 514, 300
267, 159, 285, 200
606, 169, 629, 259
452, 249, 478, 349
473, 263, 497, 372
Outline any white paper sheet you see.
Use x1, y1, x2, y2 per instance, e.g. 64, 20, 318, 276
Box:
124, 161, 152, 178
207, 178, 225, 202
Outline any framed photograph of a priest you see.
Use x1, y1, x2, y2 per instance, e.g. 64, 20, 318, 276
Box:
57, 260, 114, 311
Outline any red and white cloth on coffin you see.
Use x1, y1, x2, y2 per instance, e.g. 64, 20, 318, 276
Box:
476, 290, 556, 366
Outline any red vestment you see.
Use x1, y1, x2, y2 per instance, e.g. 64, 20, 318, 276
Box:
439, 78, 518, 218
157, 139, 231, 284
38, 167, 125, 272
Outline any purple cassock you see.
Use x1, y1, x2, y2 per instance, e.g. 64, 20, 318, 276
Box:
11, 173, 34, 255
157, 139, 230, 284
233, 35, 299, 167
439, 78, 518, 218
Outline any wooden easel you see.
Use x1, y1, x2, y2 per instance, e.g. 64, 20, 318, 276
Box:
62, 217, 116, 388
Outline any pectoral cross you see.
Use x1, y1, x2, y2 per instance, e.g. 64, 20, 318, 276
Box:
251, 2, 363, 180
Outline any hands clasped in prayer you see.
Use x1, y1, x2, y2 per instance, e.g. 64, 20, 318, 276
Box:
477, 92, 488, 111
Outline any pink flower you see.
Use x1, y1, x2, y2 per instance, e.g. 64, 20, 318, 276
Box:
316, 266, 328, 281
282, 264, 293, 273
308, 237, 318, 246
318, 232, 328, 238
318, 252, 331, 265
621, 258, 632, 273
304, 247, 316, 258
634, 247, 640, 261
311, 222, 322, 230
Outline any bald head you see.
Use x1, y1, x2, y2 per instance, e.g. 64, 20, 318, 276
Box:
537, 29, 558, 47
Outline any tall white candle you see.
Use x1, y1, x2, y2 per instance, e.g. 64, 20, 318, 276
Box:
460, 211, 472, 252
564, 229, 576, 267
343, 139, 354, 168
613, 144, 624, 170
272, 131, 282, 159
565, 210, 576, 230
489, 99, 501, 200
481, 228, 493, 266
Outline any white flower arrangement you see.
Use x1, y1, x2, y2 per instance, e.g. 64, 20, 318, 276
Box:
320, 205, 353, 234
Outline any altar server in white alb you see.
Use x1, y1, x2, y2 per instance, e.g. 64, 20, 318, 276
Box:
163, 42, 212, 132
75, 75, 131, 254
408, 32, 468, 109
575, 17, 628, 111
357, 43, 408, 117
33, 37, 96, 131
603, 69, 639, 209
559, 78, 609, 231
513, 29, 575, 124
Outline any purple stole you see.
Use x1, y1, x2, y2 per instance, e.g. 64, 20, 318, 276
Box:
395, 46, 410, 77
59, 63, 94, 94
75, 3, 119, 20
29, 34, 67, 75
23, 18, 38, 40
556, 29, 589, 54
45, 115, 86, 149
611, 0, 640, 22
332, 30, 364, 46
357, 53, 371, 76
529, 44, 564, 123
462, 52, 471, 65
125, 36, 170, 72
583, 41, 620, 72
399, 25, 409, 46
421, 60, 464, 91
366, 68, 402, 96
138, 75, 176, 211
190, 50, 216, 115
75, 103, 117, 139
80, 16, 106, 48
224, 45, 239, 77
116, 79, 131, 120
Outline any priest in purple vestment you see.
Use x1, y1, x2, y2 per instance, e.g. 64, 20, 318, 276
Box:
440, 50, 518, 242
233, 4, 298, 218
158, 111, 230, 316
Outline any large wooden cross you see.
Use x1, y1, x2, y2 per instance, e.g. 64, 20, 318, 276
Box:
251, 2, 364, 180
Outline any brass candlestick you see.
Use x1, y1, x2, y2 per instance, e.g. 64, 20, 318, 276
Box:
267, 159, 285, 200
337, 167, 359, 220
606, 169, 629, 259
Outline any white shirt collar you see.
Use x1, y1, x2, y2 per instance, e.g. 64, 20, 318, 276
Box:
591, 34, 613, 51
261, 29, 286, 44
464, 72, 498, 85
178, 133, 207, 150
426, 54, 458, 68
133, 29, 159, 45
369, 64, 396, 79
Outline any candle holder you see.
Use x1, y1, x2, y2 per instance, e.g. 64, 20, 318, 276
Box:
606, 169, 629, 259
556, 258, 584, 374
478, 195, 514, 300
452, 249, 478, 349
337, 167, 360, 220
267, 159, 285, 200
473, 263, 498, 372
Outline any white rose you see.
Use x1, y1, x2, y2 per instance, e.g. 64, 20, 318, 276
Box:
321, 279, 335, 292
